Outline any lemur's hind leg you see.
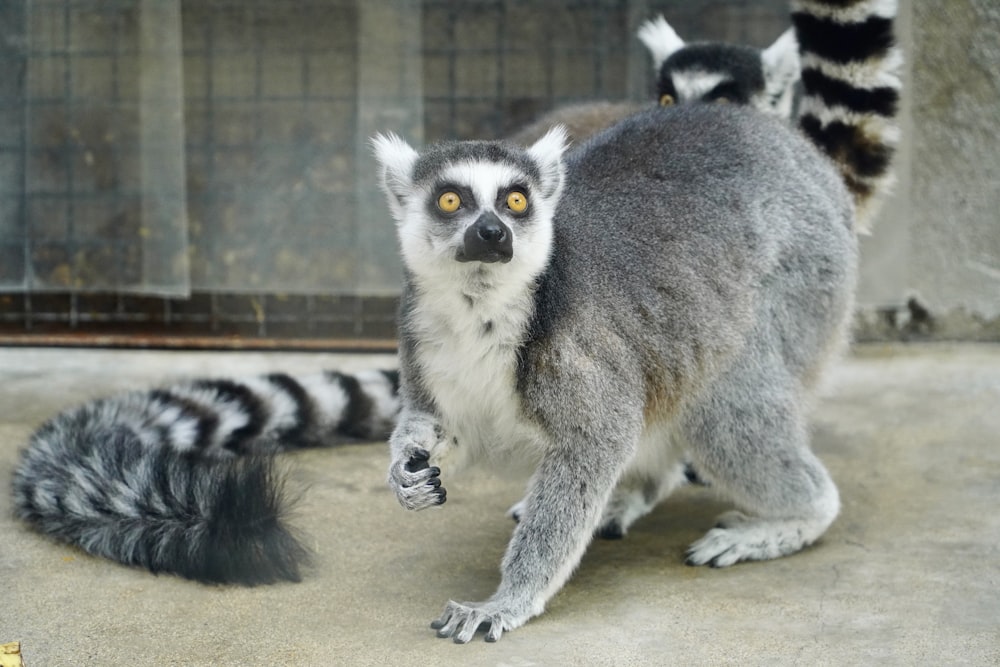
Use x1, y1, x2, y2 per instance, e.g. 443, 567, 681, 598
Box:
596, 463, 687, 539
596, 421, 687, 539
509, 467, 685, 537
681, 352, 839, 568
509, 422, 690, 539
508, 470, 686, 536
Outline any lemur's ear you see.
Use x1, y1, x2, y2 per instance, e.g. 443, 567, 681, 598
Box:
371, 133, 419, 222
526, 125, 568, 201
762, 28, 800, 103
637, 15, 685, 70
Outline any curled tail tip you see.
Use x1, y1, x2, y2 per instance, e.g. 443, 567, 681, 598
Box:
127, 455, 312, 585
792, 0, 903, 230
15, 436, 311, 586
188, 456, 313, 585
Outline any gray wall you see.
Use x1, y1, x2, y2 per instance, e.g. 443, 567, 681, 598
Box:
857, 0, 1000, 338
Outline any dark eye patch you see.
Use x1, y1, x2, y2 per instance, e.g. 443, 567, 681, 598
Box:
657, 73, 679, 104
496, 183, 532, 217
428, 183, 476, 220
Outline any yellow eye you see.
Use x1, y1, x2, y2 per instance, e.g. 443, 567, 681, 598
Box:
715, 97, 730, 104
506, 191, 528, 213
437, 191, 461, 213
659, 93, 675, 107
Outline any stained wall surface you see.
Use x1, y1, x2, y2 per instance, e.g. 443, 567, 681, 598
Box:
859, 0, 1000, 324
1, 1, 998, 338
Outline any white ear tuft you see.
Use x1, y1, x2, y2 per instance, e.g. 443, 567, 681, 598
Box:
370, 132, 419, 221
762, 28, 800, 93
526, 125, 568, 201
637, 15, 685, 70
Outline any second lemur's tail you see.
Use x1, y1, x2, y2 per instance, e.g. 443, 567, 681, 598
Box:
792, 0, 903, 232
12, 369, 399, 585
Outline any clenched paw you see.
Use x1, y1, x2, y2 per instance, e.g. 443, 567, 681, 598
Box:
388, 448, 447, 511
430, 600, 521, 644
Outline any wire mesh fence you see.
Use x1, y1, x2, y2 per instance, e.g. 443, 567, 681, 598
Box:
0, 0, 788, 346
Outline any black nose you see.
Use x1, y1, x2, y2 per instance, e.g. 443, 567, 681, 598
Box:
456, 211, 513, 264
477, 219, 506, 243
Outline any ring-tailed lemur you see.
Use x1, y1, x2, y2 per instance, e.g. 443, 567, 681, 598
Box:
637, 15, 800, 116
509, 14, 801, 147
372, 0, 900, 644
12, 368, 399, 584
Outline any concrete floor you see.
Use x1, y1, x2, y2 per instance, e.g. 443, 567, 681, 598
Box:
1, 344, 998, 666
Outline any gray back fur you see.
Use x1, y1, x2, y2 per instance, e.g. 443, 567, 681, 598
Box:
521, 104, 855, 420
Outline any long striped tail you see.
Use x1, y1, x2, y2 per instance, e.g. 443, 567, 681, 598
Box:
12, 368, 399, 584
792, 0, 903, 232
14, 425, 308, 585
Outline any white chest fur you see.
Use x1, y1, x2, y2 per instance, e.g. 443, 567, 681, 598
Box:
409, 273, 544, 470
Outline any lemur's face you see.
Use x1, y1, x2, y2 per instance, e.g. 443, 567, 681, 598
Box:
638, 16, 799, 119
423, 160, 535, 265
656, 41, 796, 118
657, 44, 767, 107
372, 129, 566, 281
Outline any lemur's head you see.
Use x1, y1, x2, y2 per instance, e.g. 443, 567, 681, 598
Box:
637, 15, 800, 119
372, 128, 567, 282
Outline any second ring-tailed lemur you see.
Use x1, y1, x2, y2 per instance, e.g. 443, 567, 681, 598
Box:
509, 14, 800, 146
373, 0, 901, 644
637, 15, 800, 116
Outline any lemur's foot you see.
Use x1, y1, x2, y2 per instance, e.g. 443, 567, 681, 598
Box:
388, 448, 446, 510
431, 599, 528, 644
684, 511, 822, 568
